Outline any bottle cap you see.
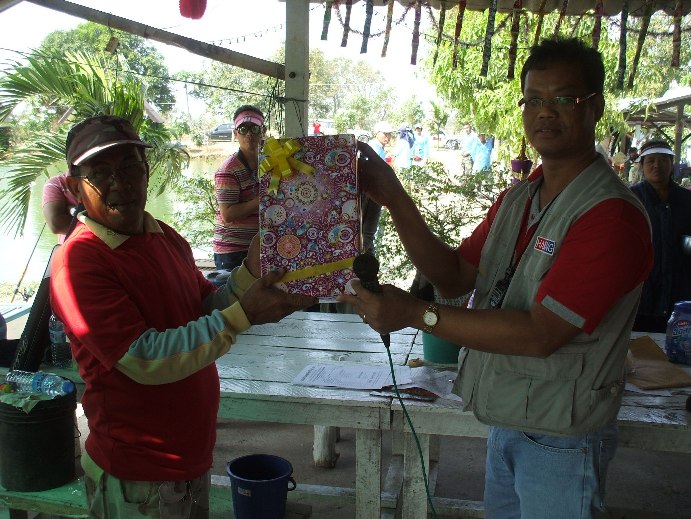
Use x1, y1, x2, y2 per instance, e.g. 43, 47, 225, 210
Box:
673, 301, 691, 313
61, 381, 76, 394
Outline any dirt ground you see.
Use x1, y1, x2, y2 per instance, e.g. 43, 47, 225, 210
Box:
211, 420, 691, 518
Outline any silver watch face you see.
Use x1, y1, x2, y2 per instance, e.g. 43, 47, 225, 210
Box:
423, 310, 438, 327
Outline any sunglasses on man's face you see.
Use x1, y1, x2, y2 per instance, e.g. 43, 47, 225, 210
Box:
236, 125, 264, 135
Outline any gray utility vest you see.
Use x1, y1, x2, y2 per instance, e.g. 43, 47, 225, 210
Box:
454, 157, 649, 436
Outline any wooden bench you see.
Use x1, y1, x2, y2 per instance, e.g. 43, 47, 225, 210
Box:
0, 476, 314, 519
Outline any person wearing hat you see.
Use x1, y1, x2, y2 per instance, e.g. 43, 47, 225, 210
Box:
631, 139, 691, 333
412, 124, 429, 164
368, 121, 393, 161
50, 114, 316, 518
393, 125, 415, 171
213, 105, 266, 271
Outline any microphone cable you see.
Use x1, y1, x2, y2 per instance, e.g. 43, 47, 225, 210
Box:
353, 253, 438, 518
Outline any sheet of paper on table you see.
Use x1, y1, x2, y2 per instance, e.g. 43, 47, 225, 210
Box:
397, 366, 463, 401
293, 364, 412, 389
292, 364, 463, 402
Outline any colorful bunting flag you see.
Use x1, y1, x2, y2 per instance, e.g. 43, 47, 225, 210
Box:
411, 1, 422, 65
340, 0, 353, 48
321, 0, 334, 41
533, 0, 548, 46
616, 0, 628, 90
592, 0, 604, 50
381, 0, 395, 57
480, 0, 498, 77
361, 0, 374, 53
628, 0, 653, 89
433, 0, 448, 65
553, 0, 569, 38
507, 0, 522, 80
672, 0, 682, 67
452, 0, 467, 70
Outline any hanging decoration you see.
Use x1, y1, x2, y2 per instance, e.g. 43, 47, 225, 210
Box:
480, 0, 498, 77
507, 0, 522, 80
511, 137, 533, 181
179, 0, 206, 19
361, 0, 374, 53
552, 0, 569, 38
592, 0, 604, 50
532, 0, 548, 46
452, 0, 468, 70
321, 0, 334, 41
671, 0, 682, 67
616, 0, 628, 90
432, 0, 447, 65
627, 0, 653, 89
340, 0, 353, 48
411, 1, 422, 65
381, 0, 395, 57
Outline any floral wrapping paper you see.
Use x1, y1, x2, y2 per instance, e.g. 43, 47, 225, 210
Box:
259, 135, 360, 301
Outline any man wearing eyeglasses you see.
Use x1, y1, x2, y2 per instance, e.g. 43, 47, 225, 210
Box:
342, 38, 653, 519
213, 105, 266, 272
50, 115, 317, 518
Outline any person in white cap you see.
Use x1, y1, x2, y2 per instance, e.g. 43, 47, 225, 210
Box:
213, 105, 266, 271
412, 124, 430, 164
368, 121, 393, 161
631, 138, 691, 332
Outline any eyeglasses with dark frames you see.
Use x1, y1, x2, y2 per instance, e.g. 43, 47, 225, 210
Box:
518, 92, 597, 112
73, 160, 148, 188
236, 125, 264, 135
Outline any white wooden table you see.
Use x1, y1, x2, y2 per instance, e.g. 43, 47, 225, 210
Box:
0, 303, 31, 324
215, 310, 417, 518
393, 332, 691, 519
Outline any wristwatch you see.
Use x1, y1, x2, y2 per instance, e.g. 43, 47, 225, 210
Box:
422, 303, 440, 334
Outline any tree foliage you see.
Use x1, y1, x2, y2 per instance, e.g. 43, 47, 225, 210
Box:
0, 50, 188, 236
423, 9, 690, 162
37, 22, 175, 113
178, 47, 394, 135
377, 161, 511, 285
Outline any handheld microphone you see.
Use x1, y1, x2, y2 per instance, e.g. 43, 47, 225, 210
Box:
352, 253, 391, 349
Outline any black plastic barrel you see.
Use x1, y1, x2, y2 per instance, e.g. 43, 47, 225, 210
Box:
0, 389, 77, 491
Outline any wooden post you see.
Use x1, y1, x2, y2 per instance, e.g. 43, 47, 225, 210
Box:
284, 0, 309, 138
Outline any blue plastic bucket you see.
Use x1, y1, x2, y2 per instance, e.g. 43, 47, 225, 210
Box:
226, 454, 296, 519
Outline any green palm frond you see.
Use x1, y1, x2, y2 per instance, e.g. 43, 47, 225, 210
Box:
0, 49, 187, 237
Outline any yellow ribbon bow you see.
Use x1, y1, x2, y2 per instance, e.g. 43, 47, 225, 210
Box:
259, 137, 315, 195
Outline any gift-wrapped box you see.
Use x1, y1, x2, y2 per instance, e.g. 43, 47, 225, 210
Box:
259, 135, 360, 301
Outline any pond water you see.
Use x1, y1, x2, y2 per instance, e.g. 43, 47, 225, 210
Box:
0, 156, 223, 285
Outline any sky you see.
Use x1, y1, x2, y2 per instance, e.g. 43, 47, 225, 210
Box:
0, 0, 436, 115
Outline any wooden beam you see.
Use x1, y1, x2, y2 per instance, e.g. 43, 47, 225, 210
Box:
0, 0, 23, 14
24, 0, 285, 80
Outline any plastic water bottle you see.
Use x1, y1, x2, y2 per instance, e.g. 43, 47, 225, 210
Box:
665, 301, 691, 365
49, 314, 72, 369
5, 370, 75, 397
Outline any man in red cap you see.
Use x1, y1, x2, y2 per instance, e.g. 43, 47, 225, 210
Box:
213, 105, 266, 272
50, 114, 315, 518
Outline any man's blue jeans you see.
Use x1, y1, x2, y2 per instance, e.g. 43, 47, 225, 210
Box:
484, 423, 618, 519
